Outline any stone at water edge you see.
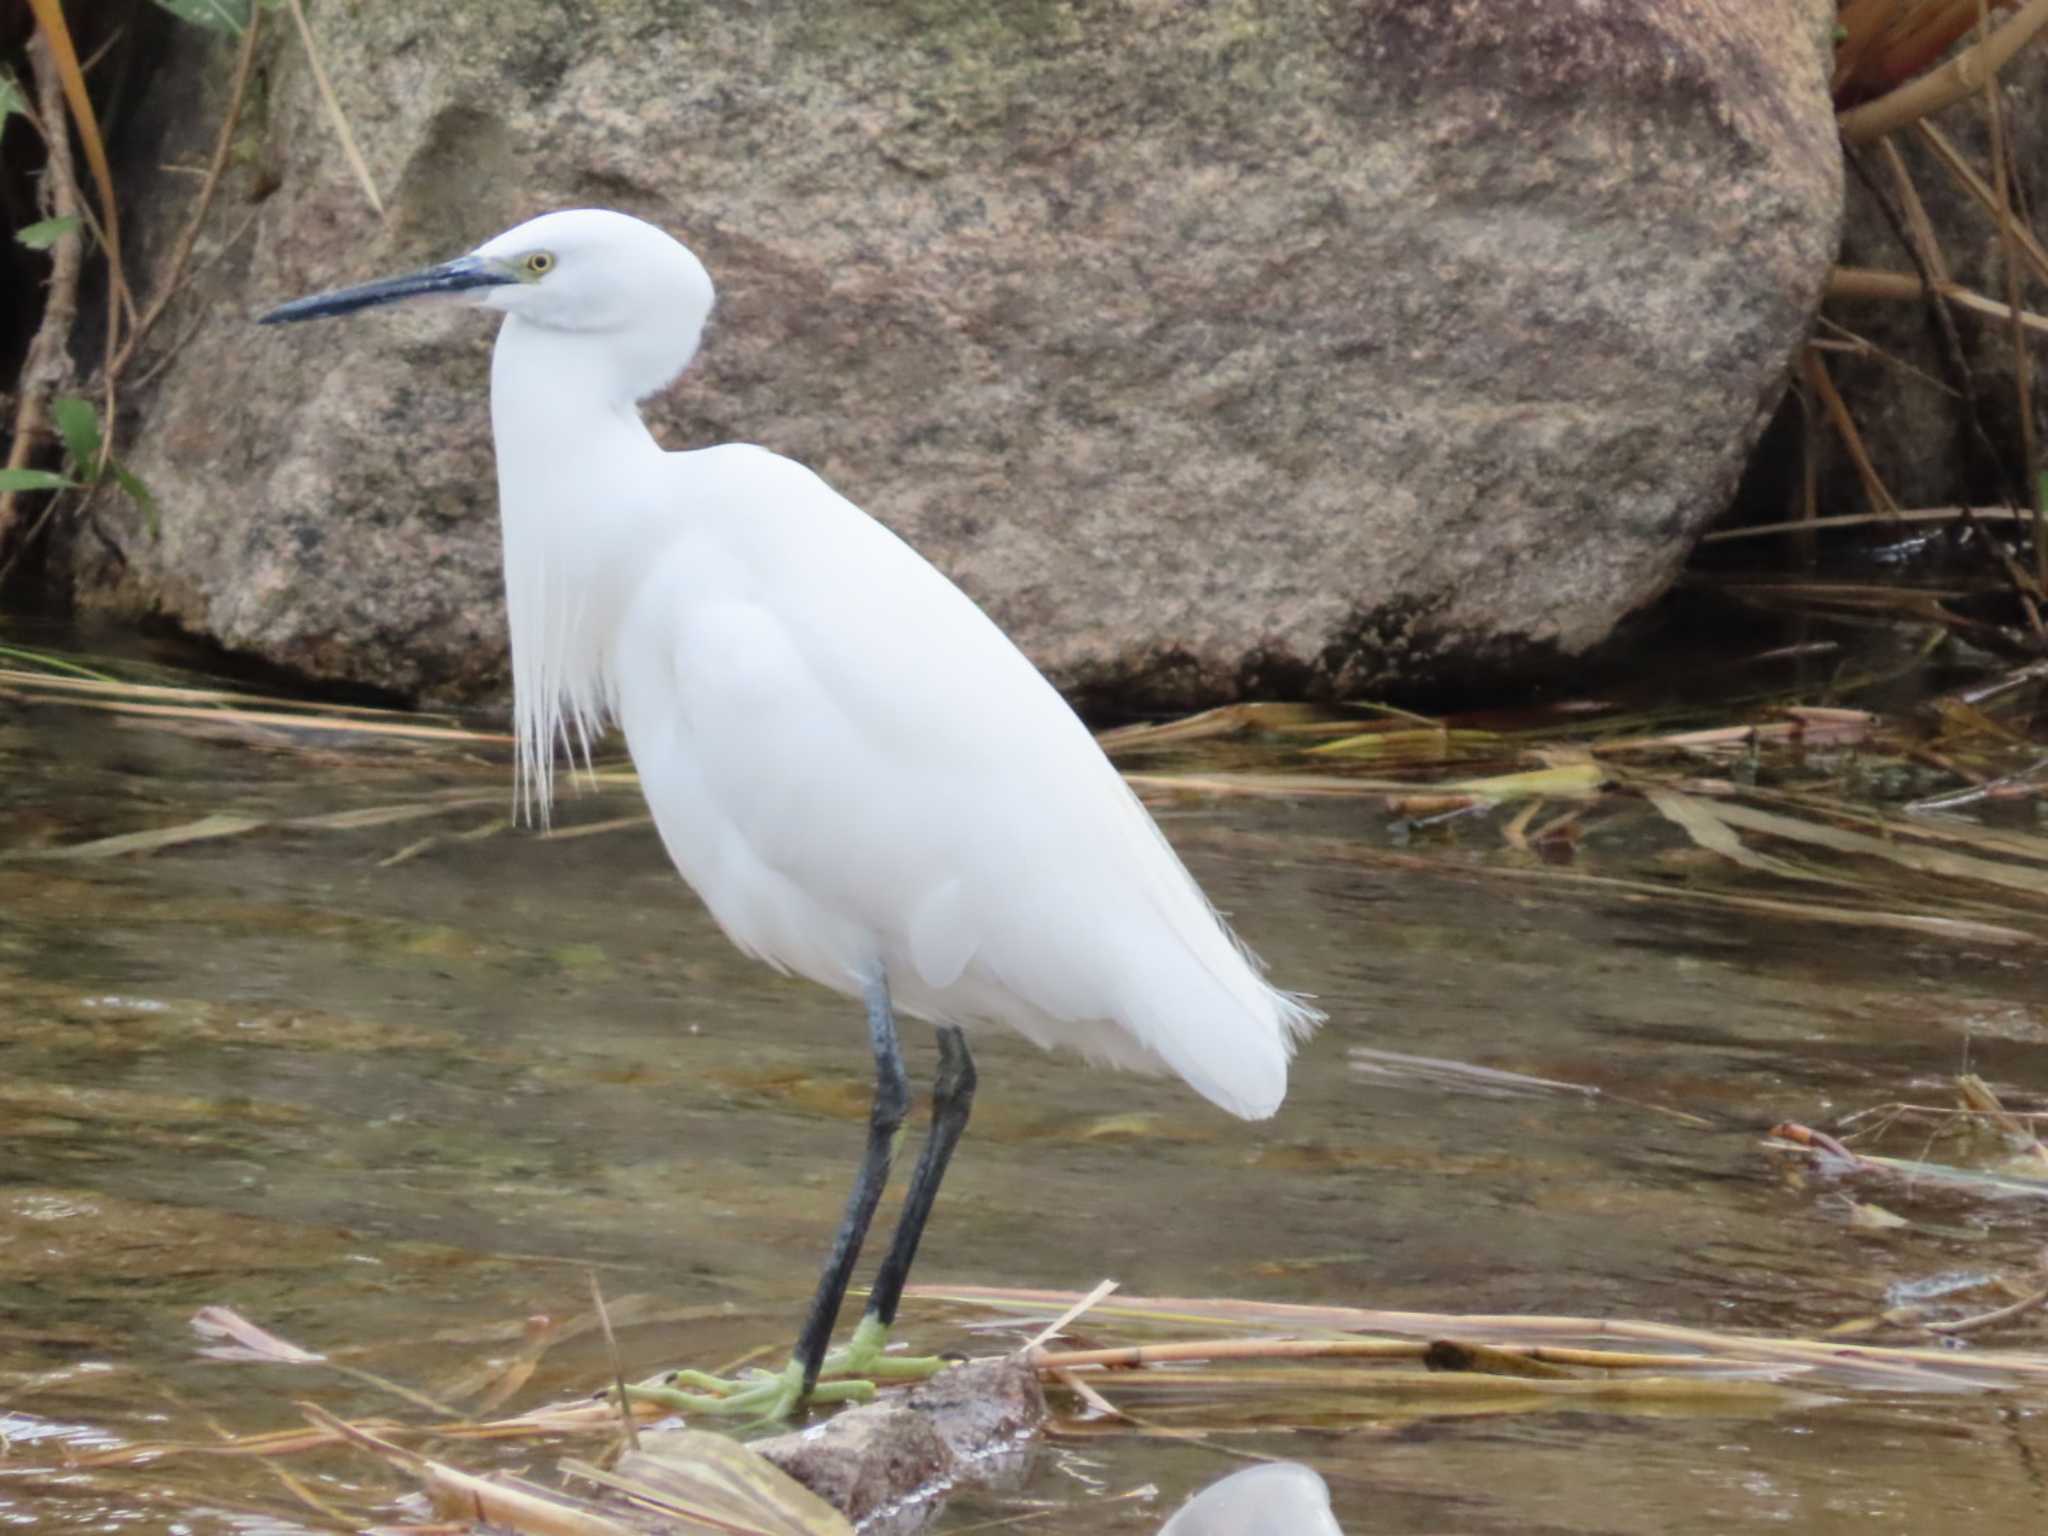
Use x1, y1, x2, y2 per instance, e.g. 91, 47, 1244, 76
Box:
748, 1357, 1046, 1524
98, 0, 1840, 705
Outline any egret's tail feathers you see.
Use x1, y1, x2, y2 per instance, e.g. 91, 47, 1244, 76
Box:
1119, 953, 1324, 1121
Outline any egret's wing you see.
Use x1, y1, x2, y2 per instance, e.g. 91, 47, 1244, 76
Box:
619, 446, 1315, 1116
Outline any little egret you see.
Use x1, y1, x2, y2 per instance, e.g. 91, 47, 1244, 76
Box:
261, 209, 1321, 1419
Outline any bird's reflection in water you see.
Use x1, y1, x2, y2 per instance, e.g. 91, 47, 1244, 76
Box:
1157, 1462, 1343, 1535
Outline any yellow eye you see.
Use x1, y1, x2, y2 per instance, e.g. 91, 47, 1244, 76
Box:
522, 251, 555, 278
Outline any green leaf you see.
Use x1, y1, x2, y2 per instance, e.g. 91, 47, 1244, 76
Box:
52, 395, 102, 477
0, 468, 82, 493
109, 462, 160, 535
16, 215, 81, 251
148, 0, 254, 32
0, 71, 26, 124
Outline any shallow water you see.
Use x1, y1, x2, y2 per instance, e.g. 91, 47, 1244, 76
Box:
5, 642, 2048, 1533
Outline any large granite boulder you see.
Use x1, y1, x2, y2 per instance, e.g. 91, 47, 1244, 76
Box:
82, 0, 1842, 705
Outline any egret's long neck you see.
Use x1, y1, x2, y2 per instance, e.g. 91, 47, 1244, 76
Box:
489, 315, 672, 820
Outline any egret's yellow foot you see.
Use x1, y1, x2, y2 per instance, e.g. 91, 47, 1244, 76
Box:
623, 1318, 946, 1422
625, 1358, 874, 1423
818, 1314, 949, 1383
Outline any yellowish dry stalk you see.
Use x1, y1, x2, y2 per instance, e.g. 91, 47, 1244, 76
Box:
1701, 506, 2034, 542
0, 37, 84, 554
1029, 1337, 1741, 1373
1841, 0, 2048, 142
2, 691, 511, 743
1915, 122, 2048, 291
283, 0, 384, 215
107, 6, 263, 383
301, 1404, 634, 1536
1835, 268, 2048, 333
1802, 348, 1902, 514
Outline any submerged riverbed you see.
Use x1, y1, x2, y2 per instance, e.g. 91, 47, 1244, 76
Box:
4, 630, 2048, 1533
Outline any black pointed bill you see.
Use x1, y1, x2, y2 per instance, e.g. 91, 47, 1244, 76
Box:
258, 254, 516, 324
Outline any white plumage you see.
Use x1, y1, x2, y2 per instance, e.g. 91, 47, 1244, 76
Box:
261, 207, 1320, 1413
456, 210, 1319, 1120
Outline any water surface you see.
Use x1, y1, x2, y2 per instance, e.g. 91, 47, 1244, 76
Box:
5, 643, 2048, 1533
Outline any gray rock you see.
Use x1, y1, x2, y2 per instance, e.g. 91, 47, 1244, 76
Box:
753, 1404, 951, 1526
749, 1358, 1044, 1524
85, 0, 1840, 704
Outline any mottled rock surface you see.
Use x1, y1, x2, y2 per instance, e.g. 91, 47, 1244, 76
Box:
750, 1357, 1044, 1523
87, 0, 1841, 704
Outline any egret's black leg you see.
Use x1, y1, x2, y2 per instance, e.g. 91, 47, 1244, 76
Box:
792, 970, 908, 1396
865, 1024, 977, 1328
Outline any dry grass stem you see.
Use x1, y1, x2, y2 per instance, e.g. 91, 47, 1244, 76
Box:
1018, 1278, 1120, 1352
1840, 0, 2048, 142
1914, 120, 2048, 288
589, 1272, 641, 1452
283, 0, 385, 215
300, 1403, 634, 1536
1830, 265, 2048, 336
1924, 1286, 2048, 1335
0, 36, 86, 556
5, 690, 509, 743
1802, 348, 1902, 513
1700, 506, 2036, 543
914, 1286, 2048, 1393
107, 8, 263, 379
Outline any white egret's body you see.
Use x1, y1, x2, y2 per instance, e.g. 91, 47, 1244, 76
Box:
262, 208, 1319, 1414
483, 214, 1317, 1120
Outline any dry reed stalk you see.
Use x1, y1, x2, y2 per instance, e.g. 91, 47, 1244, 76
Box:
283, 0, 384, 214
107, 9, 264, 379
1801, 348, 1902, 513
1028, 1338, 1750, 1375
0, 37, 85, 555
1916, 121, 2048, 286
914, 1286, 2048, 1391
588, 1272, 640, 1452
1841, 0, 2048, 141
22, 0, 132, 340
1700, 506, 2035, 543
70, 1397, 667, 1468
0, 665, 462, 719
1830, 267, 2048, 335
8, 691, 510, 743
1976, 4, 2048, 594
300, 1404, 633, 1536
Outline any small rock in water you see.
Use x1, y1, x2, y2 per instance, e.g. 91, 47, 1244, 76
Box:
751, 1357, 1046, 1524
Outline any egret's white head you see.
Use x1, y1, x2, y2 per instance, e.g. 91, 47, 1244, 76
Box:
261, 208, 716, 402
469, 209, 712, 335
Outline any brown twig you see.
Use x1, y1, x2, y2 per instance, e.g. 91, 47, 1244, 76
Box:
299, 1404, 632, 1536
1029, 1337, 1738, 1374
1924, 1286, 2048, 1335
1702, 506, 2037, 543
1914, 120, 2048, 289
587, 1271, 639, 1453
1978, 0, 2047, 594
106, 7, 262, 383
1845, 143, 2048, 631
0, 37, 85, 557
1801, 349, 1899, 515
1829, 266, 2048, 336
283, 0, 385, 215
1840, 0, 2048, 143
